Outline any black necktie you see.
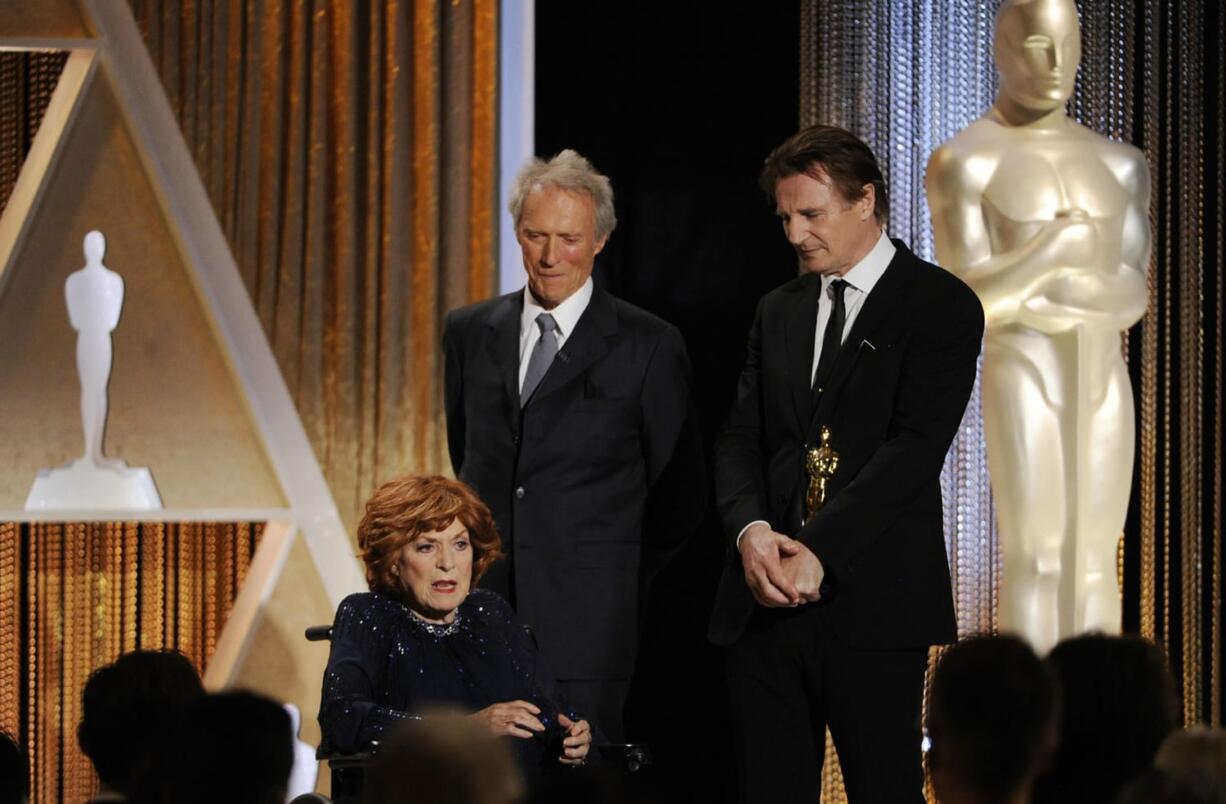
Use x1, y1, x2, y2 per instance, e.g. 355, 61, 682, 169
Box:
812, 278, 848, 395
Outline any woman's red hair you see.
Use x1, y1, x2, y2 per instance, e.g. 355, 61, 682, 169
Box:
357, 475, 503, 595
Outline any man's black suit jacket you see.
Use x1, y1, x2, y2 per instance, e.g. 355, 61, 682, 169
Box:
710, 240, 984, 649
444, 285, 699, 680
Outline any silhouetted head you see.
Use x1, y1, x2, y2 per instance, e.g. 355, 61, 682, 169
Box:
1033, 633, 1180, 804
0, 731, 28, 804
155, 691, 294, 804
928, 635, 1060, 804
1116, 766, 1217, 804
1154, 727, 1226, 801
78, 650, 204, 794
366, 711, 524, 804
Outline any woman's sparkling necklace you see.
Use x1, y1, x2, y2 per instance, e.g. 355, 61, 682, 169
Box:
407, 605, 462, 637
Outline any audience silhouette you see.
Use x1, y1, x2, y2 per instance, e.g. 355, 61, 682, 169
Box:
0, 731, 28, 804
143, 691, 294, 804
927, 635, 1060, 804
78, 650, 204, 803
365, 710, 525, 804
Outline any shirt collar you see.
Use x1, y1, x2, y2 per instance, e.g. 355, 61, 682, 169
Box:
823, 229, 895, 296
522, 277, 594, 339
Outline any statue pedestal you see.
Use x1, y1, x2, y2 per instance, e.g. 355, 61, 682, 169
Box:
25, 457, 163, 510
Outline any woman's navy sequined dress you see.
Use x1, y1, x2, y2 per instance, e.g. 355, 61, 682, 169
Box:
318, 588, 581, 768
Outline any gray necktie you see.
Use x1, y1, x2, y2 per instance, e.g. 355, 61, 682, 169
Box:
521, 313, 558, 406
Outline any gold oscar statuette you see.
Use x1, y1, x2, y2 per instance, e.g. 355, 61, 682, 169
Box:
805, 426, 840, 520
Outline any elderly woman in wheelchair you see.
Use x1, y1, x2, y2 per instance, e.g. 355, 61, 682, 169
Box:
318, 475, 593, 773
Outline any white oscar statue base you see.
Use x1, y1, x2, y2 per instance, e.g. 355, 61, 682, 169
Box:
26, 457, 162, 510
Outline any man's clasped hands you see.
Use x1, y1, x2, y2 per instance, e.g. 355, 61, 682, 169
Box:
738, 523, 826, 608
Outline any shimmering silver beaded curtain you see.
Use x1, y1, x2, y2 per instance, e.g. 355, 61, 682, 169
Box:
800, 0, 1140, 643
801, 0, 1001, 644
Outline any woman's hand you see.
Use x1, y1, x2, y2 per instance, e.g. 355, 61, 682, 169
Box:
557, 714, 592, 765
470, 700, 544, 739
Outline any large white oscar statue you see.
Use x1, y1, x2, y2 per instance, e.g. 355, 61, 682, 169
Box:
25, 230, 163, 510
926, 0, 1149, 652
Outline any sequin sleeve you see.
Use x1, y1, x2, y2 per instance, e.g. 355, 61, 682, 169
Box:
318, 593, 412, 754
468, 590, 589, 734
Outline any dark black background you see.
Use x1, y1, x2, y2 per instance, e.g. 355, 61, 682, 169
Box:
535, 1, 800, 799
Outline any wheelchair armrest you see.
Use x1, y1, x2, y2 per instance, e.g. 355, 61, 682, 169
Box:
321, 747, 377, 804
325, 752, 376, 770
316, 739, 379, 764
598, 742, 653, 774
305, 625, 333, 642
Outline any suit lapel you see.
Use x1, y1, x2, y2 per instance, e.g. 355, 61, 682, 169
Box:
527, 286, 617, 405
785, 274, 822, 431
484, 293, 523, 423
811, 242, 913, 430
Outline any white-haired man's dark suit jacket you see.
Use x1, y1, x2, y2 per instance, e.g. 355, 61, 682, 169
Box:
443, 284, 703, 739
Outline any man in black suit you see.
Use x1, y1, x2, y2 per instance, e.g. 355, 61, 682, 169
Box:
710, 126, 984, 802
443, 150, 700, 741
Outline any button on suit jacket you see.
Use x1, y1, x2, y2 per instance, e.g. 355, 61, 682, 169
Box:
444, 285, 703, 679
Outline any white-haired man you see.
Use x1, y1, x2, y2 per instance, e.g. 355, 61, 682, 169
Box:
442, 150, 702, 741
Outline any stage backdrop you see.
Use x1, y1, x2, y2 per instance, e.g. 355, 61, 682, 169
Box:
0, 2, 499, 800
128, 0, 500, 529
801, 0, 1222, 746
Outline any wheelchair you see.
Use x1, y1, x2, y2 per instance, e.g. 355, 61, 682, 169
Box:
305, 623, 652, 804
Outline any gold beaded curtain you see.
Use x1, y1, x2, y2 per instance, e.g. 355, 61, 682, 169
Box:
0, 522, 261, 803
125, 0, 500, 528
0, 52, 67, 217
801, 0, 1224, 728
1128, 0, 1224, 731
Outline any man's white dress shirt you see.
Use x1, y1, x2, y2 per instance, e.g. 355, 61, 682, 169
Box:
518, 278, 594, 393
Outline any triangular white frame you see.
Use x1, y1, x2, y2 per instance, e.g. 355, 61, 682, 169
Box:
0, 0, 364, 687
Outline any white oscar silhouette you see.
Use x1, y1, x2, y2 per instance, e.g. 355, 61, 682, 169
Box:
25, 230, 163, 510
